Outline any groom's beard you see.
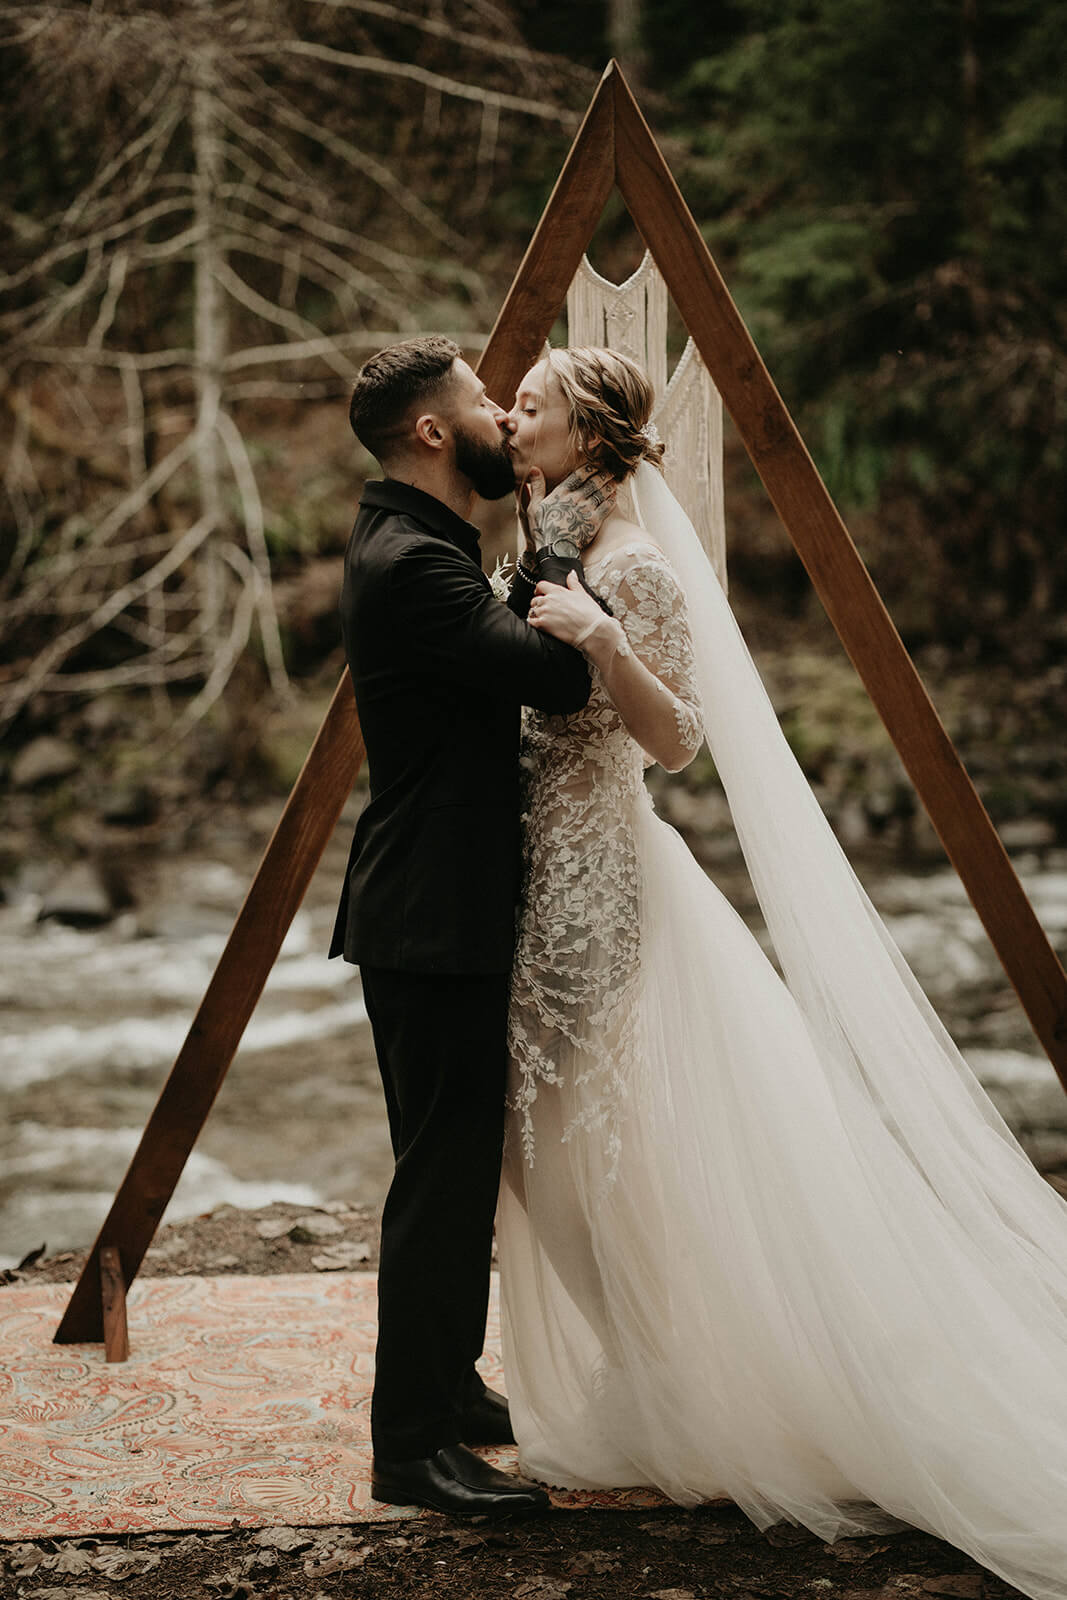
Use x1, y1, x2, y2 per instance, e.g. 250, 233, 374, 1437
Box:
453, 423, 516, 501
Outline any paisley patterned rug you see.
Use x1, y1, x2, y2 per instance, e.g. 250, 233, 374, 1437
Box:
0, 1272, 668, 1537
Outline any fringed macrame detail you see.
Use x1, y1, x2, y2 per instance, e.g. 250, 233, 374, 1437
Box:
566, 252, 727, 589
566, 253, 670, 395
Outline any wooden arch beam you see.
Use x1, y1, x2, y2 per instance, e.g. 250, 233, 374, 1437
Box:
55, 62, 1066, 1345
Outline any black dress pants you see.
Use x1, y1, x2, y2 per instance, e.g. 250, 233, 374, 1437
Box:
360, 965, 510, 1461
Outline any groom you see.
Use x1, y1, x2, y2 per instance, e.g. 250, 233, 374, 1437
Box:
330, 336, 610, 1517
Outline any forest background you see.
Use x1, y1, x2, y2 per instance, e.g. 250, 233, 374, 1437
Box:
2, 0, 1065, 859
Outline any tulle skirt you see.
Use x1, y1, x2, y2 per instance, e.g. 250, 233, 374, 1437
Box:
498, 798, 1067, 1600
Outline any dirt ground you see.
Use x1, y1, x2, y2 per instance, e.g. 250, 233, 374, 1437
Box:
1, 1203, 1025, 1600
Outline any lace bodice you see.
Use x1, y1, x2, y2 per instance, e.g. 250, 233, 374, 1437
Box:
521, 542, 704, 785
508, 541, 704, 1170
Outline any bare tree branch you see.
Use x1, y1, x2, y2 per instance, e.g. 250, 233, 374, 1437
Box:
218, 217, 408, 323
306, 0, 594, 84
0, 512, 217, 730
211, 259, 355, 379
30, 655, 210, 693
238, 40, 579, 126
87, 251, 130, 351
26, 347, 197, 370
80, 430, 199, 552
2, 384, 127, 487
0, 198, 192, 299
222, 330, 483, 370
163, 540, 258, 742
215, 407, 290, 700
227, 67, 471, 253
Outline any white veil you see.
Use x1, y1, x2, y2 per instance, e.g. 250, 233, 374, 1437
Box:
627, 458, 1067, 1287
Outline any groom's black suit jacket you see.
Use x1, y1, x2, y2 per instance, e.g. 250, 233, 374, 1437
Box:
329, 479, 590, 974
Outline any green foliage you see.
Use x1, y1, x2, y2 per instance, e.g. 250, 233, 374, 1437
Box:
648, 0, 1067, 649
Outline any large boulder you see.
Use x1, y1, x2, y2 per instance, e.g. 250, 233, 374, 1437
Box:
37, 860, 128, 928
96, 782, 157, 826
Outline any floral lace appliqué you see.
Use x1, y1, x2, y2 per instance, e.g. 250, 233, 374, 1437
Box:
508, 543, 704, 1175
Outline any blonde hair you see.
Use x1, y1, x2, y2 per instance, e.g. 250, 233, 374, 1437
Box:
546, 346, 665, 482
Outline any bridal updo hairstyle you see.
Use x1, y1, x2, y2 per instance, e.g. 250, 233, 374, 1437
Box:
546, 346, 665, 482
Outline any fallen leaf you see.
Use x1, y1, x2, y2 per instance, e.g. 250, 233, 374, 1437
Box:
922, 1578, 985, 1598
824, 1538, 890, 1563
637, 1519, 695, 1542
173, 1533, 219, 1554
7, 1542, 46, 1575
22, 1591, 114, 1600
648, 1590, 696, 1600
565, 1549, 621, 1575
692, 1524, 737, 1546
90, 1548, 140, 1578
513, 1579, 573, 1598
252, 1528, 315, 1553
764, 1521, 820, 1548
430, 1527, 492, 1550
204, 1571, 253, 1598
304, 1548, 369, 1576
50, 1549, 98, 1575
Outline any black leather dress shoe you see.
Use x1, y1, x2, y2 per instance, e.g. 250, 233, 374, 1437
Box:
371, 1443, 550, 1518
462, 1386, 516, 1446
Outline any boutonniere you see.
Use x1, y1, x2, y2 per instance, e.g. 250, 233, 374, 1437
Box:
488, 556, 515, 602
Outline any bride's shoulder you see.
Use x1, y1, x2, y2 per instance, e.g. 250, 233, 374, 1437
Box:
584, 521, 665, 577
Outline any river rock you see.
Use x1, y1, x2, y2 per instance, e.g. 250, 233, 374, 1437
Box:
998, 818, 1057, 851
290, 1212, 345, 1241
11, 737, 81, 790
37, 861, 117, 928
97, 782, 157, 826
312, 1240, 371, 1270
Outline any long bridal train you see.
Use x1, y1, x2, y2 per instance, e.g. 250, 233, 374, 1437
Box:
498, 463, 1067, 1600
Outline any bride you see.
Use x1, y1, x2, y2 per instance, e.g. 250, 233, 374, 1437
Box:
498, 345, 1067, 1600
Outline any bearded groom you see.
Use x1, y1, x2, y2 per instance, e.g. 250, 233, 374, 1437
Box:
330, 336, 609, 1517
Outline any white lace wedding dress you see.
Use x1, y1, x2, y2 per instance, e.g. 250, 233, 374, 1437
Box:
498, 467, 1067, 1600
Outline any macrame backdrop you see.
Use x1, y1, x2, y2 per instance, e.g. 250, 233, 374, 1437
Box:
566, 253, 727, 588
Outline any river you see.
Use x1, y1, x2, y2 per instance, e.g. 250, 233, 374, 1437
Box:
2, 807, 1066, 1270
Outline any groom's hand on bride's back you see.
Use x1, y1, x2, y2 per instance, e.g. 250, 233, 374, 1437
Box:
518, 466, 617, 555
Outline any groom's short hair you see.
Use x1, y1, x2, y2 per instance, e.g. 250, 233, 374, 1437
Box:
349, 336, 463, 465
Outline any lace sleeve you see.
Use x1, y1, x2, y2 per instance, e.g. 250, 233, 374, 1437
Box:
607, 550, 705, 762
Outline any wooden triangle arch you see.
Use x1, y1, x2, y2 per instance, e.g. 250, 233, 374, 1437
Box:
56, 61, 1067, 1346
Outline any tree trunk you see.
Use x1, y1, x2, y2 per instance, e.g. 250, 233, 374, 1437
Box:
960, 0, 984, 237
191, 37, 226, 642
607, 0, 645, 89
